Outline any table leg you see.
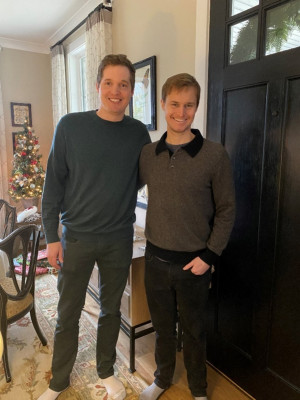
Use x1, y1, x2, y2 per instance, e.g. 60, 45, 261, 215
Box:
129, 325, 136, 373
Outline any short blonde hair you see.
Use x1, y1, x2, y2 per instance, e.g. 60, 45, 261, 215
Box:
162, 73, 200, 107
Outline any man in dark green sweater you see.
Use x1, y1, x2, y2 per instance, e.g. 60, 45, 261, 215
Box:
139, 73, 235, 400
39, 54, 150, 400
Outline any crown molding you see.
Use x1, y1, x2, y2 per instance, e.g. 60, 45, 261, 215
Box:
0, 36, 50, 54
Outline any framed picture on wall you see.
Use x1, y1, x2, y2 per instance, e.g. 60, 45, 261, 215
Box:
129, 56, 156, 131
10, 102, 32, 127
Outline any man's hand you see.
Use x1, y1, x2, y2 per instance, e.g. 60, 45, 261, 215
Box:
46, 242, 63, 270
183, 256, 210, 275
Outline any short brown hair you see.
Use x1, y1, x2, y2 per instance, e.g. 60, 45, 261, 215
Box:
161, 73, 201, 107
96, 54, 135, 90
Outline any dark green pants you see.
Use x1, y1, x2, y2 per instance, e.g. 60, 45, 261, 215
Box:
49, 229, 132, 391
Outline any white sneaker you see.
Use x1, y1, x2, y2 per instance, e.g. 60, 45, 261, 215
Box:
102, 375, 126, 400
37, 388, 65, 400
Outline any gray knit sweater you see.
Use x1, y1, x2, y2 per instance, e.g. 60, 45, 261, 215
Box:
139, 130, 235, 262
42, 111, 150, 243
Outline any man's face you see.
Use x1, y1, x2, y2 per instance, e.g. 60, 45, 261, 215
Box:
161, 87, 198, 136
96, 65, 133, 121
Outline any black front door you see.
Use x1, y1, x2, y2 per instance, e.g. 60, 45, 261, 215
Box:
206, 1, 300, 399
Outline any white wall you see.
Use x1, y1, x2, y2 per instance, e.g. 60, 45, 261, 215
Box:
194, 0, 210, 137
111, 0, 210, 140
112, 0, 198, 141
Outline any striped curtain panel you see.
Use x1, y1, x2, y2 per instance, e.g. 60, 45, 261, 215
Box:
85, 3, 112, 110
51, 44, 67, 129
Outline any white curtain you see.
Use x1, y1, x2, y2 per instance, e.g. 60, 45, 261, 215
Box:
51, 44, 67, 129
0, 81, 8, 202
86, 3, 112, 110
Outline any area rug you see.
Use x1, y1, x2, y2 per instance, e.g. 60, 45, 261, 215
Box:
0, 274, 146, 399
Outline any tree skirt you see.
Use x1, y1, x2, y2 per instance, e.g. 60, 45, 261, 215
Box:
0, 274, 146, 399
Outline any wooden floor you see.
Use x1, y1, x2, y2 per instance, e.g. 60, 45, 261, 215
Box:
84, 293, 255, 400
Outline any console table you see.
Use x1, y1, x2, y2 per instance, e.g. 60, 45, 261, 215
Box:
87, 230, 154, 372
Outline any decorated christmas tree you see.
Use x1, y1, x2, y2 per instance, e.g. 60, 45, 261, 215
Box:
8, 121, 45, 202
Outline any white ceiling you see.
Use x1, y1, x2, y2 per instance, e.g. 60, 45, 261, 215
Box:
0, 0, 104, 54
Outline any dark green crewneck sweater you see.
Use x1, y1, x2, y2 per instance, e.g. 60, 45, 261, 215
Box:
42, 111, 150, 243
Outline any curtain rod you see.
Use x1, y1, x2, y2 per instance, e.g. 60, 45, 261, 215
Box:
50, 1, 112, 51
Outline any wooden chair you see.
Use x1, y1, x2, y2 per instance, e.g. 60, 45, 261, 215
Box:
0, 199, 16, 239
0, 224, 47, 382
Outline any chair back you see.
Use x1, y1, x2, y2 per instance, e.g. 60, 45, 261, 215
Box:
0, 225, 40, 301
0, 224, 45, 383
0, 199, 17, 239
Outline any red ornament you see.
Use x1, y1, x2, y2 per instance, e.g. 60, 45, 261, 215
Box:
21, 151, 27, 156
30, 160, 37, 165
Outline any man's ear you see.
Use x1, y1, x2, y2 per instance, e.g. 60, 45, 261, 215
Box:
161, 99, 165, 110
96, 82, 99, 92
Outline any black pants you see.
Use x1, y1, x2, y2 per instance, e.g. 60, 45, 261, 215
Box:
49, 229, 132, 392
144, 248, 211, 398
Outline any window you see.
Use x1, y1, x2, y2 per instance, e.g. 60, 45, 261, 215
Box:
265, 0, 300, 55
230, 0, 259, 17
229, 16, 258, 64
66, 34, 87, 113
227, 0, 300, 65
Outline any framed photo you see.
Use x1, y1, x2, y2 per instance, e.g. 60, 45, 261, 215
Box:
129, 56, 156, 131
10, 102, 32, 126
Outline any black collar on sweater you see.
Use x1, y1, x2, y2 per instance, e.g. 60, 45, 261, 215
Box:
155, 129, 204, 157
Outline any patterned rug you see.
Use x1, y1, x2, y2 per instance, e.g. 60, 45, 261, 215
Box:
0, 274, 146, 399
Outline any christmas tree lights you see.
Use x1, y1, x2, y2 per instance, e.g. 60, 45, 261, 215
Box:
8, 121, 45, 201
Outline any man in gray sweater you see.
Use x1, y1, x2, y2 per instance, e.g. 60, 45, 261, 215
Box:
39, 54, 150, 400
139, 73, 235, 400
